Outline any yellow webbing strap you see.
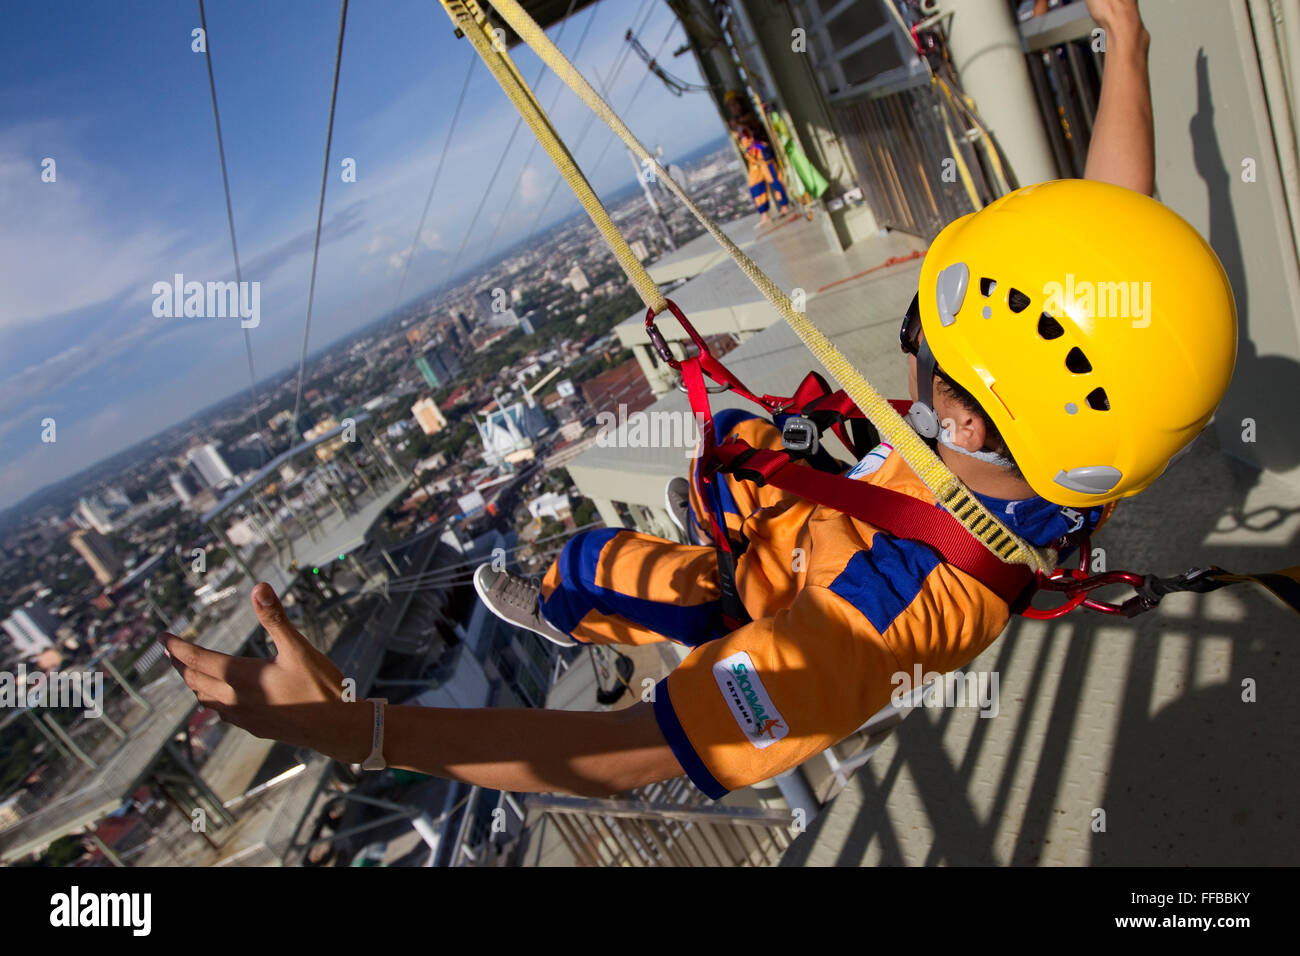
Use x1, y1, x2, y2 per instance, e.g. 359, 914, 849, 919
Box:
450, 0, 1055, 576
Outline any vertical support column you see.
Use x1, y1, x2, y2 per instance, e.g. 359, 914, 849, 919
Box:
84, 826, 126, 867
26, 708, 78, 766
344, 443, 377, 496
42, 712, 96, 769
275, 490, 310, 551
209, 521, 257, 591
98, 709, 127, 740
165, 741, 237, 828
102, 656, 151, 713
253, 497, 288, 557
943, 0, 1060, 186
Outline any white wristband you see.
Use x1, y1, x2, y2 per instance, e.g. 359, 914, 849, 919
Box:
361, 698, 387, 770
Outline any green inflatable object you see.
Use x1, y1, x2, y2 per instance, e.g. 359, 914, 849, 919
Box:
771, 111, 829, 199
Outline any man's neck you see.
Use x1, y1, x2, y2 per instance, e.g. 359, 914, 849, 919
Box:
936, 442, 1038, 500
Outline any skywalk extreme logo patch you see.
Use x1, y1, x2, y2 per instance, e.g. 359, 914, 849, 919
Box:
713, 651, 788, 749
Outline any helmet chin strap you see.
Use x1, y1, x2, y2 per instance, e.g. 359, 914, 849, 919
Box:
906, 336, 1019, 471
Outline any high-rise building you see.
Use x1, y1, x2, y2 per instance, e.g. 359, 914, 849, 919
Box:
102, 486, 132, 510
2, 603, 58, 659
76, 497, 114, 534
169, 470, 201, 505
414, 345, 463, 389
70, 528, 124, 586
474, 286, 509, 322
452, 309, 474, 342
412, 397, 449, 436
440, 322, 464, 353
186, 442, 235, 489
629, 239, 650, 261
485, 307, 521, 332
567, 265, 590, 292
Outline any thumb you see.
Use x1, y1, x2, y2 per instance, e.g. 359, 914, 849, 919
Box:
251, 582, 308, 657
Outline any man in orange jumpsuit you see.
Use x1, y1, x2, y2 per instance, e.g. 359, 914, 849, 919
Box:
159, 2, 1231, 802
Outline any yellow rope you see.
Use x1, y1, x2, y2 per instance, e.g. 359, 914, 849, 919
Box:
935, 73, 1012, 195
933, 78, 984, 210
450, 0, 1054, 576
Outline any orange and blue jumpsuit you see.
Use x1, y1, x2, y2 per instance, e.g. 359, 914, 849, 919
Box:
539, 409, 1108, 799
741, 138, 789, 216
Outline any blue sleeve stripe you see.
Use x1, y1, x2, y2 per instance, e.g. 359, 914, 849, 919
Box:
653, 678, 729, 800
829, 534, 941, 635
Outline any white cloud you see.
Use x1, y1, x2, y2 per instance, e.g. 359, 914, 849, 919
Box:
0, 127, 193, 330
519, 165, 542, 204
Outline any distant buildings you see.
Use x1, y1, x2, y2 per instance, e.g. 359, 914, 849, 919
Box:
566, 265, 590, 293
485, 307, 521, 332
71, 528, 124, 586
2, 602, 58, 659
452, 309, 474, 342
474, 286, 521, 324
412, 397, 449, 436
476, 396, 549, 467
169, 470, 201, 505
527, 492, 571, 523
186, 442, 235, 490
76, 497, 114, 535
302, 416, 344, 462
415, 345, 462, 389
629, 239, 650, 261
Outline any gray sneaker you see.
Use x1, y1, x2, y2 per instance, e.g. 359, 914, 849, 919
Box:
473, 565, 576, 647
665, 476, 692, 539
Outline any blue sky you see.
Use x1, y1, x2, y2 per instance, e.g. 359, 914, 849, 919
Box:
0, 0, 725, 510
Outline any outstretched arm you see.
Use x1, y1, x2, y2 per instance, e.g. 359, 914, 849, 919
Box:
1080, 0, 1154, 195
158, 583, 684, 797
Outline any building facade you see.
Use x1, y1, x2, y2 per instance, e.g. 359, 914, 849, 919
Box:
186, 442, 236, 490
411, 397, 449, 435
70, 528, 124, 586
1, 603, 58, 659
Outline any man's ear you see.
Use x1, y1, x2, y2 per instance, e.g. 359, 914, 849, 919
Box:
936, 380, 987, 452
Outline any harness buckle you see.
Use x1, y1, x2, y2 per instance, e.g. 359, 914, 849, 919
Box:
781, 415, 820, 456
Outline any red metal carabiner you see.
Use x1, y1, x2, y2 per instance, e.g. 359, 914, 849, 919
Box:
1021, 536, 1163, 619
646, 299, 711, 370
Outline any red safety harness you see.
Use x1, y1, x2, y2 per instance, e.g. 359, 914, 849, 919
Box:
647, 300, 1300, 630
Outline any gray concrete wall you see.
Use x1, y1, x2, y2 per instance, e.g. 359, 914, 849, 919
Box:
1142, 0, 1300, 489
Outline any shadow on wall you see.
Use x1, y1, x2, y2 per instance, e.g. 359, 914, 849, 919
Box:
1191, 47, 1300, 479
780, 51, 1300, 867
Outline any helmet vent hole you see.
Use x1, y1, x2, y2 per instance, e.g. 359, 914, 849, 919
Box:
1037, 313, 1065, 339
1086, 387, 1110, 411
1066, 347, 1093, 374
980, 277, 997, 296
1008, 288, 1031, 313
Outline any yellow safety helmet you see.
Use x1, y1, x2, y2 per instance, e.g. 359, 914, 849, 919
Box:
912, 179, 1238, 508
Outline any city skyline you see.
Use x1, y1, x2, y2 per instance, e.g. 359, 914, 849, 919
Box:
0, 0, 726, 510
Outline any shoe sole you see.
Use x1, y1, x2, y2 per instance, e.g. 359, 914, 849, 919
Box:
473, 565, 576, 647
665, 479, 688, 537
